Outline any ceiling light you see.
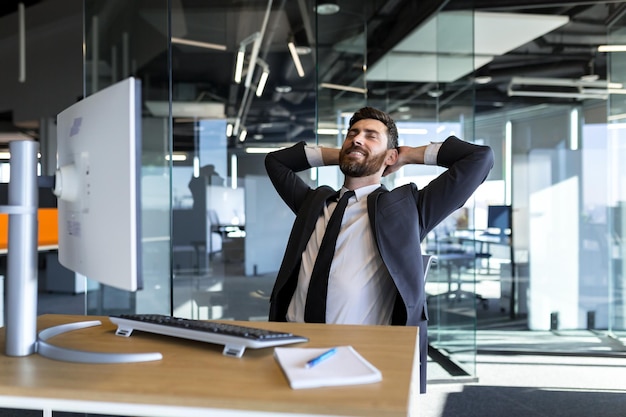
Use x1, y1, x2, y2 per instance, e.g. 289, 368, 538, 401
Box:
165, 153, 187, 162
256, 70, 269, 97
320, 82, 367, 94
580, 74, 599, 82
288, 41, 305, 77
598, 45, 626, 52
315, 1, 340, 15
171, 37, 226, 51
255, 58, 270, 97
427, 90, 443, 98
317, 128, 340, 135
295, 46, 312, 55
234, 48, 245, 84
234, 32, 261, 84
245, 147, 286, 154
239, 129, 247, 142
475, 76, 492, 84
275, 85, 292, 93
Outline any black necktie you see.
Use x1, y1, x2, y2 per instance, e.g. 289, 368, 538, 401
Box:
304, 190, 355, 323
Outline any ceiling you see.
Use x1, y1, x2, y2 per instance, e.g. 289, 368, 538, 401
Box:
1, 0, 626, 153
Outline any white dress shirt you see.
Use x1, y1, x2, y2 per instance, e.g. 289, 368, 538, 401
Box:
286, 143, 441, 325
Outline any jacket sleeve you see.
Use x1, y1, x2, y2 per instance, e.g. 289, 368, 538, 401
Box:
417, 136, 494, 235
264, 141, 313, 215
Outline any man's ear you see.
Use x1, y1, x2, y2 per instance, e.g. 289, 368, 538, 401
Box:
385, 148, 399, 166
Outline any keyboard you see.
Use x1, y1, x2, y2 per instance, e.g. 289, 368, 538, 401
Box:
109, 314, 309, 358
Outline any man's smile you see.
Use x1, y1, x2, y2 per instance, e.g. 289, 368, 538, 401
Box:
344, 147, 367, 158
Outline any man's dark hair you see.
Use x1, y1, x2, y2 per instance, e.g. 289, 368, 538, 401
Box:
349, 107, 399, 149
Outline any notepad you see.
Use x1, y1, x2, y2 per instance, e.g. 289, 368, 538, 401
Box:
273, 345, 382, 389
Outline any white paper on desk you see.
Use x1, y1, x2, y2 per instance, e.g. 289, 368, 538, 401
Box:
273, 345, 382, 389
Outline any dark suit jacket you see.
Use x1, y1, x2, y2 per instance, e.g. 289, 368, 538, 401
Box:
264, 135, 494, 392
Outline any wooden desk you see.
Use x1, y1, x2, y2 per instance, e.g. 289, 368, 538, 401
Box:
0, 315, 420, 417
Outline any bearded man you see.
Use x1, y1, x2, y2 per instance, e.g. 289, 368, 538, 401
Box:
264, 106, 494, 393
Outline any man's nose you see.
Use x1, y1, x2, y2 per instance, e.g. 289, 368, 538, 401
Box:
352, 133, 364, 145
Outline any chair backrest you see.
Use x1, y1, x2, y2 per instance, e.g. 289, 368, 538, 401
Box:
422, 254, 436, 280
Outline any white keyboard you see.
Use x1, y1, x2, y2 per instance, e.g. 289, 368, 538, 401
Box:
109, 314, 308, 358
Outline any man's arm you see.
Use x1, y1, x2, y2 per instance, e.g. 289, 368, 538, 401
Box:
318, 147, 339, 166
383, 145, 427, 176
265, 141, 313, 214
416, 136, 494, 234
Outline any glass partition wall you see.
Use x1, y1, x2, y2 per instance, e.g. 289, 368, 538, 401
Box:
82, 0, 484, 384
83, 0, 171, 316
607, 16, 626, 338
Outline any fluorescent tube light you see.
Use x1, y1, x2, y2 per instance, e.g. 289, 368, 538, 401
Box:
256, 69, 269, 97
320, 83, 367, 94
165, 154, 187, 161
598, 45, 626, 52
288, 41, 305, 77
245, 147, 285, 154
231, 154, 238, 189
234, 48, 245, 84
254, 58, 270, 97
317, 128, 340, 135
569, 108, 579, 151
171, 37, 226, 51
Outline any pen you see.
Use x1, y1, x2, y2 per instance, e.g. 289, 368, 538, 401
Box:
305, 348, 337, 368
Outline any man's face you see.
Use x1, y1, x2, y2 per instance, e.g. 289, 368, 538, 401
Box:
339, 119, 390, 178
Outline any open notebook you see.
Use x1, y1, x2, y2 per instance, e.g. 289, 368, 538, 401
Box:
274, 345, 382, 389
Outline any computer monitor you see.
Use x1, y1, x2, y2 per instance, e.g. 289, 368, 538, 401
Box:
487, 205, 511, 234
54, 77, 142, 291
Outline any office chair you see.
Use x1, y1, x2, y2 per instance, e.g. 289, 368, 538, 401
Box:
422, 254, 436, 278
424, 252, 488, 310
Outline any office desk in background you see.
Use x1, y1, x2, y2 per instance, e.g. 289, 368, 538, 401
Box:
0, 315, 420, 417
0, 208, 59, 254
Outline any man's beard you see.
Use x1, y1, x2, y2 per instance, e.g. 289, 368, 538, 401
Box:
339, 146, 387, 177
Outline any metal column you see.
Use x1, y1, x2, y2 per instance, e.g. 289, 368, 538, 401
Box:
4, 140, 39, 356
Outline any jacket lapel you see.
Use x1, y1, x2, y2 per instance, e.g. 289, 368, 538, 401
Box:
366, 185, 387, 232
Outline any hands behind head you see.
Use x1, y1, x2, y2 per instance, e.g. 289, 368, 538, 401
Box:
383, 145, 427, 177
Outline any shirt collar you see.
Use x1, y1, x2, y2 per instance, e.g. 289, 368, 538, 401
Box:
339, 183, 380, 202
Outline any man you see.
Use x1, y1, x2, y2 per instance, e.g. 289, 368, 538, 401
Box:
265, 107, 494, 393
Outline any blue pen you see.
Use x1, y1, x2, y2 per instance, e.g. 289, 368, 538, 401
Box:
305, 348, 337, 368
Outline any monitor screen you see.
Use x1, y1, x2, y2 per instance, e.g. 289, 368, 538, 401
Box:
487, 205, 511, 233
54, 77, 142, 291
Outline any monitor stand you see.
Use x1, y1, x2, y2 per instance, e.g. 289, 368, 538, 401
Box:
2, 140, 162, 364
37, 320, 162, 363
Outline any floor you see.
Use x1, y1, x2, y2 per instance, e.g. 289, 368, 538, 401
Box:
420, 262, 626, 417
422, 353, 626, 417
